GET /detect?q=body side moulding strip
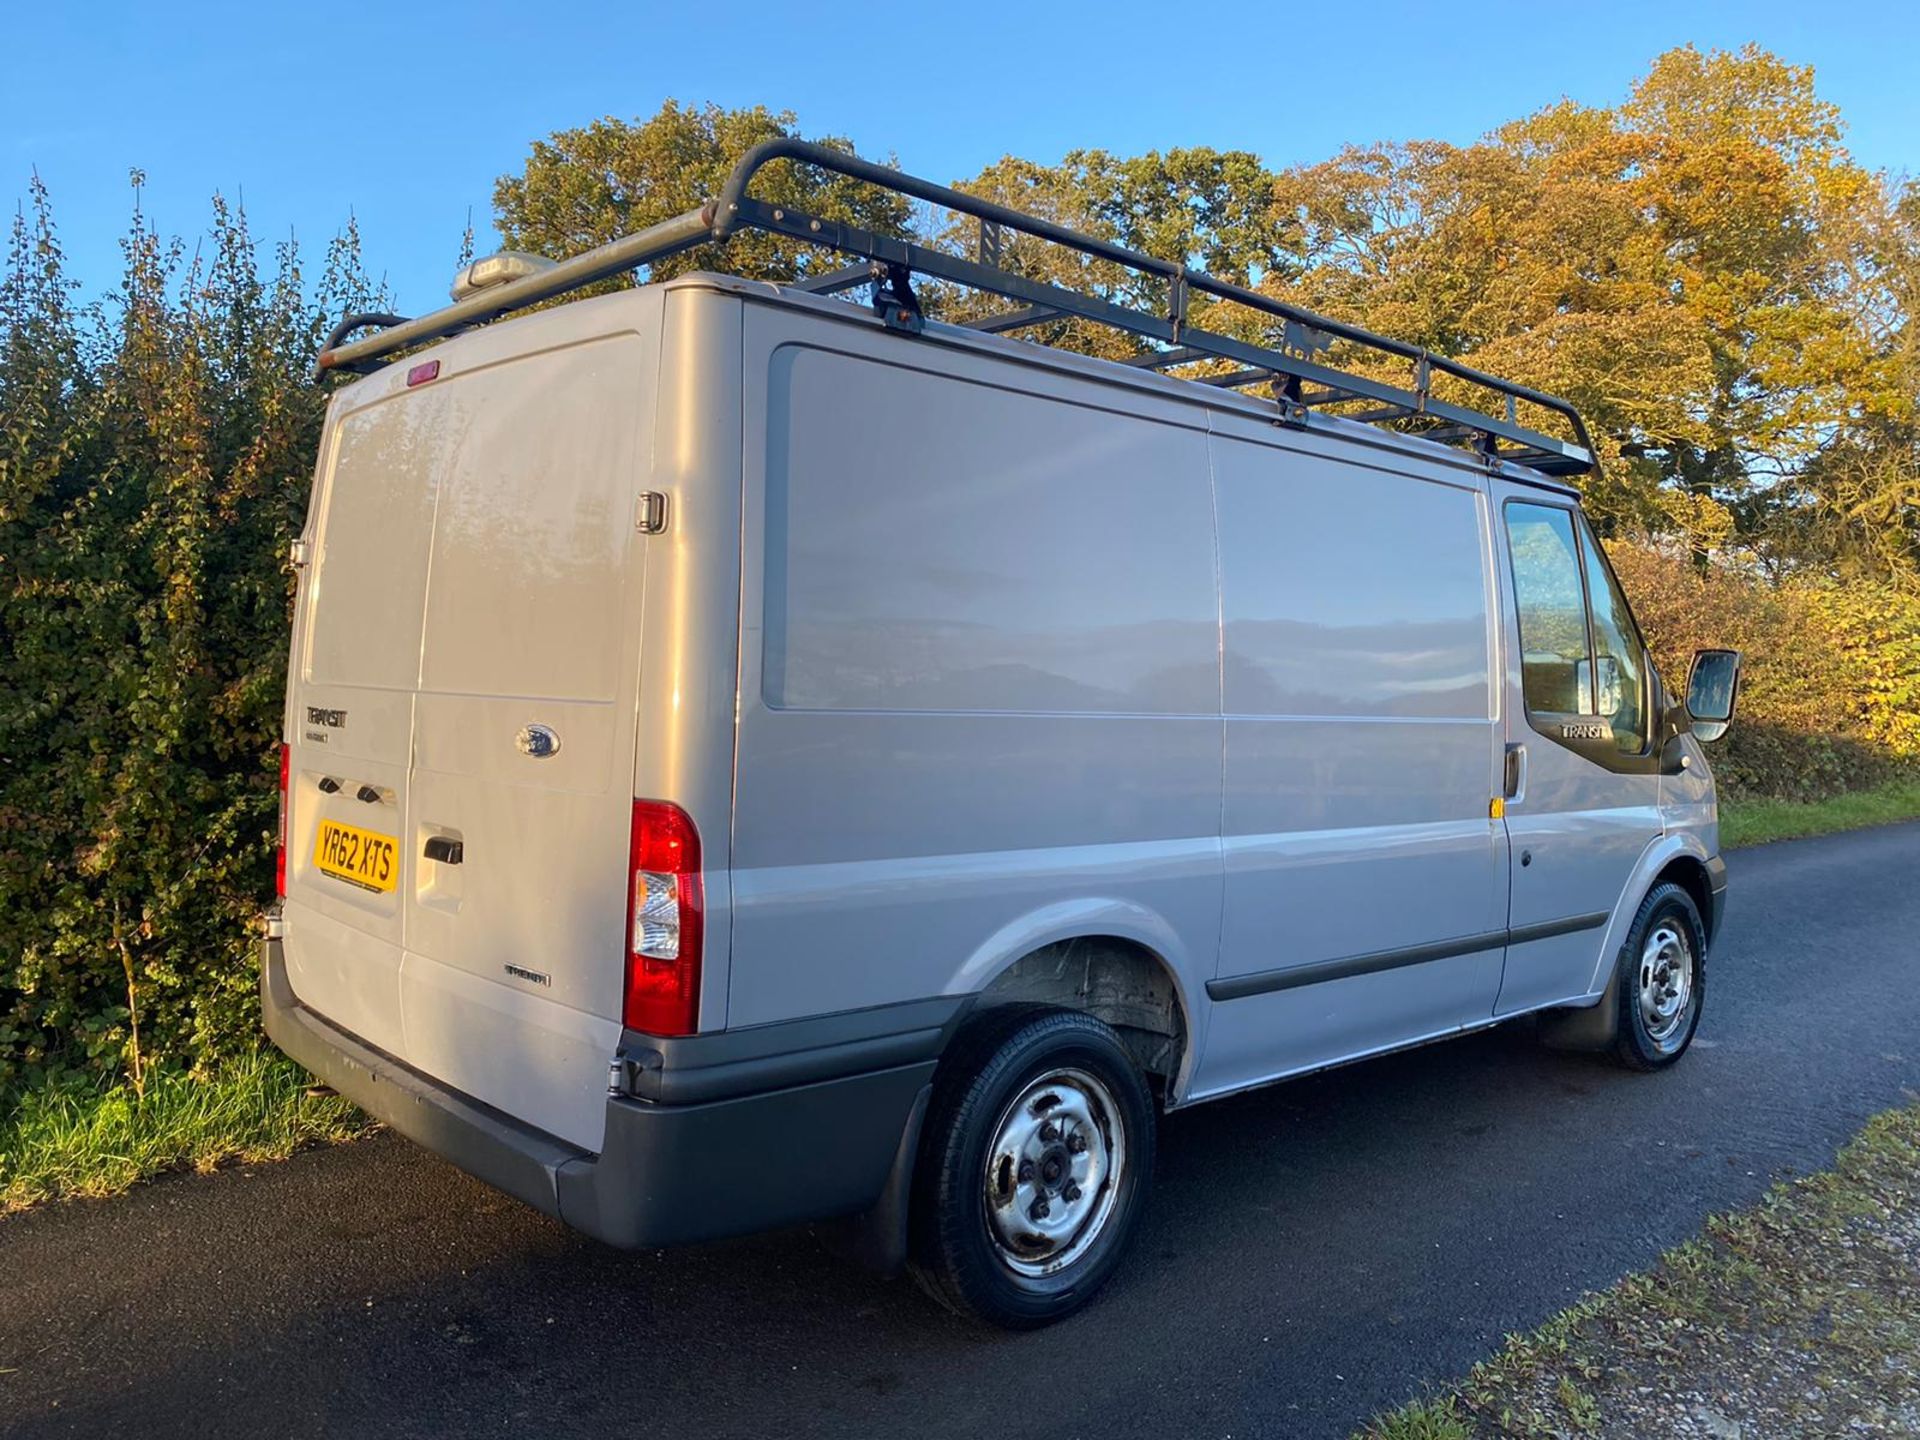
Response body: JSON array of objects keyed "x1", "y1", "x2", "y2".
[{"x1": 1205, "y1": 910, "x2": 1610, "y2": 1002}]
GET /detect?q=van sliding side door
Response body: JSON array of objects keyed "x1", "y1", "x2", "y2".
[
  {"x1": 1198, "y1": 430, "x2": 1508, "y2": 1097},
  {"x1": 1490, "y1": 481, "x2": 1662, "y2": 1014}
]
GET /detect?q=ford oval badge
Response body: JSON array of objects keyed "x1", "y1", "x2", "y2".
[{"x1": 515, "y1": 723, "x2": 561, "y2": 759}]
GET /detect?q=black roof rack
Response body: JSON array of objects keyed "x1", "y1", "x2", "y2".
[{"x1": 317, "y1": 139, "x2": 1596, "y2": 478}]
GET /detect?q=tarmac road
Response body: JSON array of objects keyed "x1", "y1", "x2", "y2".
[{"x1": 4, "y1": 824, "x2": 1917, "y2": 1440}]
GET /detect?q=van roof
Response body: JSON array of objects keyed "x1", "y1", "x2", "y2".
[{"x1": 317, "y1": 139, "x2": 1597, "y2": 490}]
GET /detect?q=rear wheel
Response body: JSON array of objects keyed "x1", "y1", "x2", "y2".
[
  {"x1": 909, "y1": 1006, "x2": 1154, "y2": 1328},
  {"x1": 1611, "y1": 881, "x2": 1707, "y2": 1070}
]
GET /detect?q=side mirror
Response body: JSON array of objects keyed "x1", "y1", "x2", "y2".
[{"x1": 1685, "y1": 648, "x2": 1741, "y2": 743}]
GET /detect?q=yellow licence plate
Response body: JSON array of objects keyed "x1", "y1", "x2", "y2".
[{"x1": 314, "y1": 819, "x2": 399, "y2": 894}]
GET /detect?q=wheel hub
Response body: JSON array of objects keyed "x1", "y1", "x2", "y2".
[
  {"x1": 1038, "y1": 1146, "x2": 1069, "y2": 1189},
  {"x1": 1636, "y1": 921, "x2": 1695, "y2": 1046},
  {"x1": 983, "y1": 1067, "x2": 1126, "y2": 1278}
]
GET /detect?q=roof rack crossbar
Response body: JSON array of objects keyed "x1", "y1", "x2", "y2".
[
  {"x1": 737, "y1": 194, "x2": 1186, "y2": 344},
  {"x1": 314, "y1": 139, "x2": 1595, "y2": 475},
  {"x1": 1121, "y1": 346, "x2": 1212, "y2": 371},
  {"x1": 1336, "y1": 403, "x2": 1419, "y2": 424},
  {"x1": 961, "y1": 304, "x2": 1067, "y2": 334},
  {"x1": 793, "y1": 262, "x2": 878, "y2": 296},
  {"x1": 1198, "y1": 368, "x2": 1279, "y2": 390}
]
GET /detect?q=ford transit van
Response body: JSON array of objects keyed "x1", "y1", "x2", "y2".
[{"x1": 263, "y1": 141, "x2": 1739, "y2": 1327}]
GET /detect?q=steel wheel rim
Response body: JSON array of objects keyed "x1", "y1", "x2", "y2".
[
  {"x1": 1637, "y1": 920, "x2": 1695, "y2": 1047},
  {"x1": 982, "y1": 1066, "x2": 1126, "y2": 1278}
]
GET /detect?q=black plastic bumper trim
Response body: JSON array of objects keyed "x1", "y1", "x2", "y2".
[
  {"x1": 615, "y1": 994, "x2": 969, "y2": 1106},
  {"x1": 261, "y1": 938, "x2": 938, "y2": 1250}
]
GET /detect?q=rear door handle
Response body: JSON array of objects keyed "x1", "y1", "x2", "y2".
[
  {"x1": 423, "y1": 836, "x2": 464, "y2": 865},
  {"x1": 1503, "y1": 743, "x2": 1527, "y2": 801}
]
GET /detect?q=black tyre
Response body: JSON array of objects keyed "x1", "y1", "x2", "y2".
[
  {"x1": 1611, "y1": 881, "x2": 1707, "y2": 1071},
  {"x1": 908, "y1": 1006, "x2": 1155, "y2": 1328}
]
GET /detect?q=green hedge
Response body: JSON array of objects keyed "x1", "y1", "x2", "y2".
[{"x1": 0, "y1": 181, "x2": 380, "y2": 1088}]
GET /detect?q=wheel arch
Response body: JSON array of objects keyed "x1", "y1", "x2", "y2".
[
  {"x1": 1651, "y1": 854, "x2": 1717, "y2": 947},
  {"x1": 1581, "y1": 830, "x2": 1719, "y2": 999},
  {"x1": 945, "y1": 900, "x2": 1205, "y2": 1105}
]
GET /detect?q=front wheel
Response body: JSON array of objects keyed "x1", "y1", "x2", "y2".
[
  {"x1": 1611, "y1": 881, "x2": 1708, "y2": 1070},
  {"x1": 908, "y1": 1006, "x2": 1155, "y2": 1328}
]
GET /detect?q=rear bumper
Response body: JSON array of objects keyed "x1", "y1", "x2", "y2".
[{"x1": 261, "y1": 937, "x2": 957, "y2": 1249}]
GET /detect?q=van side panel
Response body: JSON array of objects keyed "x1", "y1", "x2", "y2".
[
  {"x1": 728, "y1": 317, "x2": 1223, "y2": 1031},
  {"x1": 1194, "y1": 424, "x2": 1506, "y2": 1098}
]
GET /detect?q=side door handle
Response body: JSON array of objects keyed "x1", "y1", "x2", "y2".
[{"x1": 1504, "y1": 743, "x2": 1527, "y2": 802}]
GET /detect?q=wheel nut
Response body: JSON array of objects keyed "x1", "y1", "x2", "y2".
[
  {"x1": 1039, "y1": 1122, "x2": 1060, "y2": 1143},
  {"x1": 1030, "y1": 1197, "x2": 1050, "y2": 1220},
  {"x1": 1017, "y1": 1160, "x2": 1035, "y2": 1183},
  {"x1": 1066, "y1": 1132, "x2": 1088, "y2": 1154},
  {"x1": 1063, "y1": 1182, "x2": 1081, "y2": 1203}
]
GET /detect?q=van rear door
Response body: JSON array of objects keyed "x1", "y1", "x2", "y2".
[
  {"x1": 286, "y1": 392, "x2": 438, "y2": 1060},
  {"x1": 286, "y1": 302, "x2": 659, "y2": 1151}
]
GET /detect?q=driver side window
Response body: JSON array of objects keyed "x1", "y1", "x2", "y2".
[
  {"x1": 1505, "y1": 501, "x2": 1648, "y2": 757},
  {"x1": 1578, "y1": 514, "x2": 1648, "y2": 754}
]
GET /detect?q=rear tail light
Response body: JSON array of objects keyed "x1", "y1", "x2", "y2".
[
  {"x1": 624, "y1": 800, "x2": 703, "y2": 1036},
  {"x1": 275, "y1": 742, "x2": 290, "y2": 899}
]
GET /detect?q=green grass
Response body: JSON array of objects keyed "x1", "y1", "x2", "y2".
[
  {"x1": 0, "y1": 1054, "x2": 372, "y2": 1215},
  {"x1": 1720, "y1": 776, "x2": 1920, "y2": 849},
  {"x1": 1354, "y1": 1101, "x2": 1920, "y2": 1438},
  {"x1": 1364, "y1": 1399, "x2": 1472, "y2": 1440}
]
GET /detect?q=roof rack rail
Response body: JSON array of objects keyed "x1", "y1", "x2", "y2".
[{"x1": 316, "y1": 140, "x2": 1596, "y2": 477}]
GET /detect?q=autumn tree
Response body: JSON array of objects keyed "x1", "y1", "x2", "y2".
[
  {"x1": 920, "y1": 147, "x2": 1302, "y2": 361},
  {"x1": 1270, "y1": 46, "x2": 1911, "y2": 571},
  {"x1": 492, "y1": 100, "x2": 911, "y2": 288}
]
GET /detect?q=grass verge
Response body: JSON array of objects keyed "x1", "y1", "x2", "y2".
[
  {"x1": 0, "y1": 1053, "x2": 373, "y2": 1215},
  {"x1": 1355, "y1": 1099, "x2": 1920, "y2": 1438},
  {"x1": 1721, "y1": 776, "x2": 1920, "y2": 849}
]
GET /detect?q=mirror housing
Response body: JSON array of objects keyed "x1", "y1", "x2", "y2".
[{"x1": 1685, "y1": 648, "x2": 1741, "y2": 743}]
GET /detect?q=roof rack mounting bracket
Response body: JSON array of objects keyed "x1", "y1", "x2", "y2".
[
  {"x1": 871, "y1": 262, "x2": 923, "y2": 333},
  {"x1": 1273, "y1": 372, "x2": 1309, "y2": 428}
]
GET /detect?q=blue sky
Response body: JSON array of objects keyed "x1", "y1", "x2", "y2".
[{"x1": 8, "y1": 1, "x2": 1917, "y2": 317}]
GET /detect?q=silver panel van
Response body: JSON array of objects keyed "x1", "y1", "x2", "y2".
[{"x1": 264, "y1": 143, "x2": 1740, "y2": 1326}]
